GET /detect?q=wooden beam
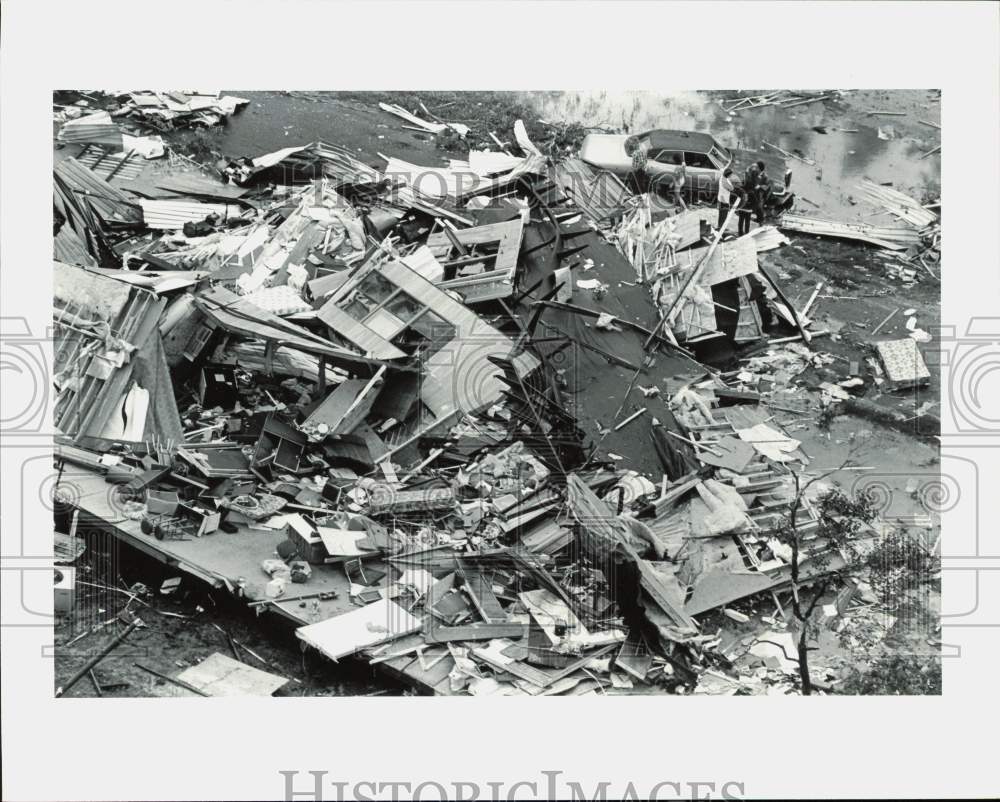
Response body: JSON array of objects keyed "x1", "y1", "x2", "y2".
[
  {"x1": 648, "y1": 199, "x2": 742, "y2": 347},
  {"x1": 757, "y1": 263, "x2": 811, "y2": 344}
]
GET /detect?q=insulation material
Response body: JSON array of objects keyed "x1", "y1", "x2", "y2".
[
  {"x1": 243, "y1": 284, "x2": 313, "y2": 316},
  {"x1": 97, "y1": 383, "x2": 149, "y2": 441},
  {"x1": 121, "y1": 134, "x2": 166, "y2": 159}
]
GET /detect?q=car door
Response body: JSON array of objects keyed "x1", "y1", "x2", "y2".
[
  {"x1": 645, "y1": 148, "x2": 680, "y2": 195},
  {"x1": 683, "y1": 151, "x2": 720, "y2": 203}
]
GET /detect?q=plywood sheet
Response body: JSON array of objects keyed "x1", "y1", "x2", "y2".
[
  {"x1": 296, "y1": 599, "x2": 422, "y2": 661},
  {"x1": 688, "y1": 235, "x2": 759, "y2": 286},
  {"x1": 317, "y1": 302, "x2": 407, "y2": 360},
  {"x1": 176, "y1": 652, "x2": 288, "y2": 696}
]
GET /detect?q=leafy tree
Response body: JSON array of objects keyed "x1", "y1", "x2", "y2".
[
  {"x1": 772, "y1": 475, "x2": 876, "y2": 694},
  {"x1": 772, "y1": 469, "x2": 940, "y2": 695},
  {"x1": 840, "y1": 652, "x2": 941, "y2": 695}
]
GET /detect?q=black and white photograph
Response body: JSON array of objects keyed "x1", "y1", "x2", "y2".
[
  {"x1": 48, "y1": 86, "x2": 944, "y2": 700},
  {"x1": 2, "y1": 2, "x2": 998, "y2": 800}
]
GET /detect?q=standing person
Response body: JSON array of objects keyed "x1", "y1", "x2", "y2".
[
  {"x1": 716, "y1": 167, "x2": 734, "y2": 230},
  {"x1": 743, "y1": 160, "x2": 760, "y2": 227},
  {"x1": 753, "y1": 160, "x2": 769, "y2": 225},
  {"x1": 671, "y1": 153, "x2": 688, "y2": 211},
  {"x1": 733, "y1": 185, "x2": 752, "y2": 236},
  {"x1": 625, "y1": 135, "x2": 650, "y2": 193}
]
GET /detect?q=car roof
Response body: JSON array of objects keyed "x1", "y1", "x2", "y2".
[{"x1": 639, "y1": 129, "x2": 720, "y2": 154}]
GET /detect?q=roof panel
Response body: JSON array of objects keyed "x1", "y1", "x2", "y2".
[{"x1": 641, "y1": 129, "x2": 717, "y2": 153}]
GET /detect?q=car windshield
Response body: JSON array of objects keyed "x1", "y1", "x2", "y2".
[{"x1": 710, "y1": 144, "x2": 731, "y2": 166}]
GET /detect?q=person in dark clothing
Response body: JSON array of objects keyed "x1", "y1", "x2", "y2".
[
  {"x1": 743, "y1": 161, "x2": 760, "y2": 195},
  {"x1": 754, "y1": 161, "x2": 771, "y2": 224},
  {"x1": 742, "y1": 160, "x2": 771, "y2": 224},
  {"x1": 732, "y1": 185, "x2": 752, "y2": 236}
]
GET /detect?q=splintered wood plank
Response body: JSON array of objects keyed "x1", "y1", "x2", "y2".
[
  {"x1": 461, "y1": 567, "x2": 508, "y2": 623},
  {"x1": 423, "y1": 623, "x2": 527, "y2": 644},
  {"x1": 304, "y1": 374, "x2": 382, "y2": 436},
  {"x1": 316, "y1": 303, "x2": 406, "y2": 360},
  {"x1": 425, "y1": 217, "x2": 524, "y2": 277}
]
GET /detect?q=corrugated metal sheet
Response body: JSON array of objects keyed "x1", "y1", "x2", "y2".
[
  {"x1": 139, "y1": 199, "x2": 245, "y2": 230},
  {"x1": 57, "y1": 111, "x2": 122, "y2": 148},
  {"x1": 53, "y1": 224, "x2": 98, "y2": 267},
  {"x1": 154, "y1": 175, "x2": 249, "y2": 201},
  {"x1": 552, "y1": 158, "x2": 634, "y2": 225},
  {"x1": 196, "y1": 286, "x2": 395, "y2": 375},
  {"x1": 54, "y1": 157, "x2": 144, "y2": 227},
  {"x1": 76, "y1": 145, "x2": 143, "y2": 181}
]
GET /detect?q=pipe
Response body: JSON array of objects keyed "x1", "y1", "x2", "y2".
[{"x1": 55, "y1": 617, "x2": 143, "y2": 697}]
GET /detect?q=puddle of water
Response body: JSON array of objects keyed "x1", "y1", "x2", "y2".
[{"x1": 524, "y1": 90, "x2": 939, "y2": 221}]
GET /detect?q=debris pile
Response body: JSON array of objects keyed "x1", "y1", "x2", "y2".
[
  {"x1": 778, "y1": 180, "x2": 940, "y2": 282},
  {"x1": 52, "y1": 99, "x2": 929, "y2": 696},
  {"x1": 717, "y1": 91, "x2": 838, "y2": 115}
]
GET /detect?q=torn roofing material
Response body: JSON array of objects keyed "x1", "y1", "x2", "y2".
[
  {"x1": 54, "y1": 157, "x2": 144, "y2": 228},
  {"x1": 53, "y1": 262, "x2": 183, "y2": 451},
  {"x1": 194, "y1": 285, "x2": 406, "y2": 375}
]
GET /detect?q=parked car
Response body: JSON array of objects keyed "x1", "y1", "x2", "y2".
[{"x1": 579, "y1": 129, "x2": 794, "y2": 212}]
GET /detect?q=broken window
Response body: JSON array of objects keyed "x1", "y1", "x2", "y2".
[
  {"x1": 356, "y1": 270, "x2": 396, "y2": 304},
  {"x1": 384, "y1": 290, "x2": 423, "y2": 325},
  {"x1": 709, "y1": 145, "x2": 730, "y2": 168},
  {"x1": 650, "y1": 149, "x2": 682, "y2": 164},
  {"x1": 342, "y1": 293, "x2": 376, "y2": 322},
  {"x1": 684, "y1": 151, "x2": 714, "y2": 169},
  {"x1": 407, "y1": 309, "x2": 457, "y2": 358}
]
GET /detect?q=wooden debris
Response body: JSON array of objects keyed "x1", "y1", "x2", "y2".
[
  {"x1": 614, "y1": 407, "x2": 647, "y2": 431},
  {"x1": 855, "y1": 181, "x2": 938, "y2": 227},
  {"x1": 779, "y1": 214, "x2": 923, "y2": 249},
  {"x1": 871, "y1": 308, "x2": 899, "y2": 335},
  {"x1": 133, "y1": 661, "x2": 210, "y2": 696},
  {"x1": 761, "y1": 140, "x2": 815, "y2": 166},
  {"x1": 56, "y1": 617, "x2": 143, "y2": 698}
]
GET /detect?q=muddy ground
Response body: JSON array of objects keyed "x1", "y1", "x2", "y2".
[
  {"x1": 53, "y1": 89, "x2": 941, "y2": 696},
  {"x1": 54, "y1": 537, "x2": 408, "y2": 697}
]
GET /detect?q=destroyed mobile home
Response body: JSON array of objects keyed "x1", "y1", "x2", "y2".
[{"x1": 51, "y1": 94, "x2": 941, "y2": 697}]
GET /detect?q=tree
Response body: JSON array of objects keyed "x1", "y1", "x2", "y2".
[
  {"x1": 773, "y1": 469, "x2": 940, "y2": 695},
  {"x1": 772, "y1": 473, "x2": 877, "y2": 695}
]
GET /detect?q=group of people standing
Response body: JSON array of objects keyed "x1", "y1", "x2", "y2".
[
  {"x1": 716, "y1": 160, "x2": 770, "y2": 235},
  {"x1": 627, "y1": 137, "x2": 772, "y2": 236}
]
